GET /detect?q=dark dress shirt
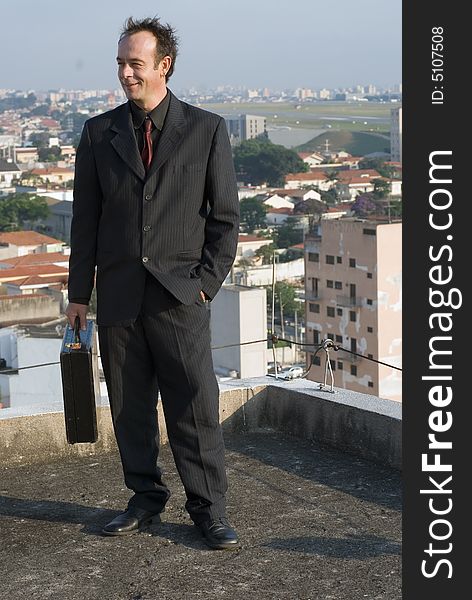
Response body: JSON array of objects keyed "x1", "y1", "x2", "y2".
[{"x1": 129, "y1": 89, "x2": 170, "y2": 153}]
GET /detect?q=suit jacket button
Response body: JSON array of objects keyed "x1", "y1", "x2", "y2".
[
  {"x1": 142, "y1": 256, "x2": 149, "y2": 263},
  {"x1": 143, "y1": 225, "x2": 151, "y2": 231},
  {"x1": 145, "y1": 194, "x2": 152, "y2": 200}
]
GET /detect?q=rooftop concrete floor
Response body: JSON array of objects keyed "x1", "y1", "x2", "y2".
[{"x1": 0, "y1": 430, "x2": 401, "y2": 600}]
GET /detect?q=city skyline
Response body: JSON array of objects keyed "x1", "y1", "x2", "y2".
[
  {"x1": 2, "y1": 0, "x2": 401, "y2": 91},
  {"x1": 0, "y1": 82, "x2": 402, "y2": 96}
]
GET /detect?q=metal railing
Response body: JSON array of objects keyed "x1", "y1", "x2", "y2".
[
  {"x1": 336, "y1": 295, "x2": 363, "y2": 307},
  {"x1": 305, "y1": 290, "x2": 322, "y2": 301}
]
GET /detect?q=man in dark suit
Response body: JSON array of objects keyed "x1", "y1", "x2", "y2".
[{"x1": 65, "y1": 16, "x2": 240, "y2": 550}]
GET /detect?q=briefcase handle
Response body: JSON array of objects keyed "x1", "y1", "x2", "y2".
[{"x1": 74, "y1": 315, "x2": 83, "y2": 345}]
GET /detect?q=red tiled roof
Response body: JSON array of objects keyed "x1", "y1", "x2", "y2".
[
  {"x1": 333, "y1": 156, "x2": 362, "y2": 163},
  {"x1": 270, "y1": 188, "x2": 318, "y2": 197},
  {"x1": 0, "y1": 251, "x2": 69, "y2": 268},
  {"x1": 326, "y1": 207, "x2": 348, "y2": 213},
  {"x1": 39, "y1": 118, "x2": 61, "y2": 128},
  {"x1": 0, "y1": 264, "x2": 69, "y2": 282},
  {"x1": 7, "y1": 274, "x2": 68, "y2": 286},
  {"x1": 30, "y1": 167, "x2": 74, "y2": 175},
  {"x1": 238, "y1": 235, "x2": 268, "y2": 243},
  {"x1": 335, "y1": 169, "x2": 381, "y2": 181},
  {"x1": 338, "y1": 178, "x2": 377, "y2": 186},
  {"x1": 267, "y1": 207, "x2": 293, "y2": 214},
  {"x1": 15, "y1": 147, "x2": 38, "y2": 153},
  {"x1": 286, "y1": 171, "x2": 328, "y2": 181},
  {"x1": 0, "y1": 230, "x2": 64, "y2": 246}
]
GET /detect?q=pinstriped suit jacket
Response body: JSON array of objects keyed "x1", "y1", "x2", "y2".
[{"x1": 68, "y1": 89, "x2": 240, "y2": 326}]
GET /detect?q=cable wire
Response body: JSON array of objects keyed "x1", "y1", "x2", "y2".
[{"x1": 0, "y1": 336, "x2": 401, "y2": 374}]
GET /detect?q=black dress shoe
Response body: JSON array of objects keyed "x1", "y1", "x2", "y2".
[
  {"x1": 102, "y1": 506, "x2": 162, "y2": 536},
  {"x1": 197, "y1": 517, "x2": 239, "y2": 550}
]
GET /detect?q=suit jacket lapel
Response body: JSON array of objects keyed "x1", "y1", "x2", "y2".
[
  {"x1": 110, "y1": 103, "x2": 146, "y2": 181},
  {"x1": 146, "y1": 89, "x2": 186, "y2": 179},
  {"x1": 109, "y1": 91, "x2": 187, "y2": 181}
]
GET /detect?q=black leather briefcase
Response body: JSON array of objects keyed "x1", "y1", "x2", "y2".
[{"x1": 60, "y1": 316, "x2": 100, "y2": 444}]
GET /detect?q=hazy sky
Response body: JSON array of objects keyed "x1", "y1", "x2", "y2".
[{"x1": 2, "y1": 0, "x2": 401, "y2": 91}]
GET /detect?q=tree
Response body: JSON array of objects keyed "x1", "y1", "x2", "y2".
[
  {"x1": 237, "y1": 257, "x2": 253, "y2": 267},
  {"x1": 233, "y1": 138, "x2": 308, "y2": 187},
  {"x1": 38, "y1": 146, "x2": 62, "y2": 162},
  {"x1": 325, "y1": 169, "x2": 339, "y2": 182},
  {"x1": 0, "y1": 194, "x2": 50, "y2": 231},
  {"x1": 60, "y1": 112, "x2": 88, "y2": 135},
  {"x1": 29, "y1": 104, "x2": 51, "y2": 117},
  {"x1": 0, "y1": 93, "x2": 36, "y2": 113},
  {"x1": 351, "y1": 193, "x2": 385, "y2": 218},
  {"x1": 388, "y1": 200, "x2": 402, "y2": 218},
  {"x1": 358, "y1": 157, "x2": 397, "y2": 179},
  {"x1": 20, "y1": 171, "x2": 45, "y2": 187},
  {"x1": 266, "y1": 281, "x2": 299, "y2": 318},
  {"x1": 319, "y1": 188, "x2": 339, "y2": 205},
  {"x1": 294, "y1": 198, "x2": 326, "y2": 217},
  {"x1": 272, "y1": 217, "x2": 304, "y2": 248},
  {"x1": 239, "y1": 196, "x2": 267, "y2": 232},
  {"x1": 293, "y1": 198, "x2": 327, "y2": 229},
  {"x1": 372, "y1": 178, "x2": 391, "y2": 199},
  {"x1": 254, "y1": 243, "x2": 277, "y2": 265},
  {"x1": 29, "y1": 132, "x2": 51, "y2": 149},
  {"x1": 278, "y1": 248, "x2": 304, "y2": 263}
]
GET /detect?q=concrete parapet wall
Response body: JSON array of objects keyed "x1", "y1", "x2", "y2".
[
  {"x1": 0, "y1": 407, "x2": 116, "y2": 465},
  {"x1": 262, "y1": 383, "x2": 401, "y2": 469},
  {"x1": 0, "y1": 294, "x2": 61, "y2": 326},
  {"x1": 0, "y1": 377, "x2": 401, "y2": 469}
]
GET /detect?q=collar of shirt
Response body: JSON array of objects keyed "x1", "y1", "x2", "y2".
[{"x1": 129, "y1": 89, "x2": 170, "y2": 131}]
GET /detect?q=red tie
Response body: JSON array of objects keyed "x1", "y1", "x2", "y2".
[{"x1": 141, "y1": 117, "x2": 153, "y2": 170}]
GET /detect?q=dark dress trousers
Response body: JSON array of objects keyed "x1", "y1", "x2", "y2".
[{"x1": 68, "y1": 89, "x2": 240, "y2": 524}]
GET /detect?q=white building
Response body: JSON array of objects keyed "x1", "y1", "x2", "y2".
[
  {"x1": 285, "y1": 171, "x2": 332, "y2": 191},
  {"x1": 0, "y1": 158, "x2": 21, "y2": 190},
  {"x1": 266, "y1": 207, "x2": 293, "y2": 225},
  {"x1": 265, "y1": 188, "x2": 321, "y2": 208},
  {"x1": 262, "y1": 194, "x2": 295, "y2": 210},
  {"x1": 0, "y1": 230, "x2": 65, "y2": 260},
  {"x1": 210, "y1": 285, "x2": 267, "y2": 379},
  {"x1": 319, "y1": 89, "x2": 331, "y2": 100},
  {"x1": 234, "y1": 258, "x2": 305, "y2": 287},
  {"x1": 298, "y1": 152, "x2": 325, "y2": 167},
  {"x1": 296, "y1": 88, "x2": 316, "y2": 100},
  {"x1": 235, "y1": 234, "x2": 274, "y2": 264},
  {"x1": 237, "y1": 185, "x2": 268, "y2": 201},
  {"x1": 0, "y1": 324, "x2": 64, "y2": 410}
]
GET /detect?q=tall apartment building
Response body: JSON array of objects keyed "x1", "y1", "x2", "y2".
[
  {"x1": 224, "y1": 114, "x2": 267, "y2": 145},
  {"x1": 304, "y1": 219, "x2": 402, "y2": 402},
  {"x1": 390, "y1": 106, "x2": 402, "y2": 163}
]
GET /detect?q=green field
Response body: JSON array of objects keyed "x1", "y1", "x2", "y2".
[
  {"x1": 198, "y1": 100, "x2": 394, "y2": 132},
  {"x1": 297, "y1": 130, "x2": 391, "y2": 156},
  {"x1": 199, "y1": 100, "x2": 396, "y2": 155}
]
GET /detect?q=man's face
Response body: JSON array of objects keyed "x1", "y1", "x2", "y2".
[{"x1": 117, "y1": 31, "x2": 167, "y2": 109}]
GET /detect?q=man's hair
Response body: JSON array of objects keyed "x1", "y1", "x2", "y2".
[{"x1": 119, "y1": 17, "x2": 179, "y2": 82}]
